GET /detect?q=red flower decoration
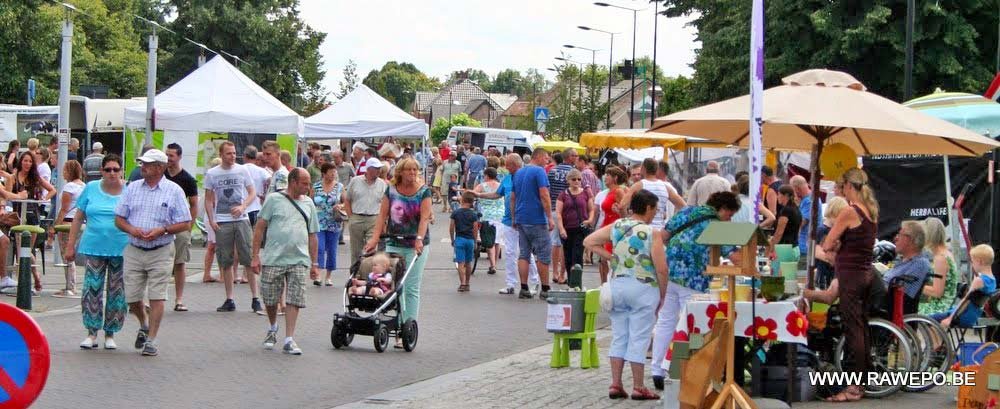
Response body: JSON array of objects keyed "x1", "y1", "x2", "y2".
[
  {"x1": 706, "y1": 302, "x2": 728, "y2": 329},
  {"x1": 686, "y1": 313, "x2": 701, "y2": 335},
  {"x1": 666, "y1": 330, "x2": 690, "y2": 360},
  {"x1": 744, "y1": 316, "x2": 778, "y2": 340},
  {"x1": 785, "y1": 310, "x2": 808, "y2": 337}
]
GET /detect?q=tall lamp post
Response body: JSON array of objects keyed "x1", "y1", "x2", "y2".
[
  {"x1": 594, "y1": 2, "x2": 643, "y2": 128},
  {"x1": 578, "y1": 26, "x2": 618, "y2": 130},
  {"x1": 563, "y1": 45, "x2": 600, "y2": 132}
]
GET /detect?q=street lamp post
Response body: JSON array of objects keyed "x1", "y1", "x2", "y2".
[
  {"x1": 595, "y1": 2, "x2": 643, "y2": 128},
  {"x1": 579, "y1": 26, "x2": 618, "y2": 130},
  {"x1": 651, "y1": 2, "x2": 659, "y2": 120}
]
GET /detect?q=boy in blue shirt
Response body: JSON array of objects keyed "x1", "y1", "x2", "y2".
[{"x1": 450, "y1": 192, "x2": 480, "y2": 292}]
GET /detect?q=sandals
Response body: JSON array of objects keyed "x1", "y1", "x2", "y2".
[
  {"x1": 608, "y1": 385, "x2": 628, "y2": 399},
  {"x1": 52, "y1": 289, "x2": 77, "y2": 298},
  {"x1": 202, "y1": 277, "x2": 219, "y2": 283},
  {"x1": 630, "y1": 387, "x2": 660, "y2": 401},
  {"x1": 457, "y1": 284, "x2": 470, "y2": 292},
  {"x1": 173, "y1": 303, "x2": 188, "y2": 312},
  {"x1": 825, "y1": 387, "x2": 863, "y2": 402}
]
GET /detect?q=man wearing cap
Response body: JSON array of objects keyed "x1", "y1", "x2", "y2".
[
  {"x1": 128, "y1": 144, "x2": 156, "y2": 183},
  {"x1": 344, "y1": 158, "x2": 388, "y2": 262},
  {"x1": 114, "y1": 149, "x2": 191, "y2": 356},
  {"x1": 83, "y1": 142, "x2": 105, "y2": 182}
]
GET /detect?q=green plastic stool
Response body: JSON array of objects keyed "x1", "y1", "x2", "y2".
[
  {"x1": 550, "y1": 289, "x2": 601, "y2": 369},
  {"x1": 10, "y1": 225, "x2": 46, "y2": 275}
]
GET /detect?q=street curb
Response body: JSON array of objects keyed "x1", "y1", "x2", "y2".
[{"x1": 332, "y1": 330, "x2": 613, "y2": 408}]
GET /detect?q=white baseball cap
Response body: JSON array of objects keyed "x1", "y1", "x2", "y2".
[
  {"x1": 365, "y1": 158, "x2": 384, "y2": 169},
  {"x1": 137, "y1": 149, "x2": 168, "y2": 163}
]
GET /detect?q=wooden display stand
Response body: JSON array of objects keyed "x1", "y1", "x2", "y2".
[{"x1": 694, "y1": 222, "x2": 769, "y2": 409}]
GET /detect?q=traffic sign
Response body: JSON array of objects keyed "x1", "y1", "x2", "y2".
[
  {"x1": 0, "y1": 304, "x2": 50, "y2": 408},
  {"x1": 534, "y1": 107, "x2": 551, "y2": 122}
]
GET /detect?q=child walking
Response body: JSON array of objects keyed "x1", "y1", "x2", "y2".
[{"x1": 450, "y1": 192, "x2": 479, "y2": 292}]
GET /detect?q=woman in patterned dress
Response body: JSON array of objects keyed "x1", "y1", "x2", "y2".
[
  {"x1": 365, "y1": 157, "x2": 432, "y2": 348},
  {"x1": 64, "y1": 154, "x2": 128, "y2": 350},
  {"x1": 584, "y1": 189, "x2": 667, "y2": 400},
  {"x1": 312, "y1": 163, "x2": 345, "y2": 286},
  {"x1": 473, "y1": 167, "x2": 504, "y2": 275}
]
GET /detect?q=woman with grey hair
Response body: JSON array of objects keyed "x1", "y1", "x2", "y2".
[{"x1": 918, "y1": 217, "x2": 960, "y2": 315}]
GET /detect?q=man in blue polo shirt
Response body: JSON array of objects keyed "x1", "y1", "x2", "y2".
[
  {"x1": 511, "y1": 149, "x2": 553, "y2": 300},
  {"x1": 470, "y1": 153, "x2": 540, "y2": 295}
]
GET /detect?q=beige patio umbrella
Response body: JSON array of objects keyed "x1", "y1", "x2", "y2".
[{"x1": 649, "y1": 69, "x2": 1000, "y2": 287}]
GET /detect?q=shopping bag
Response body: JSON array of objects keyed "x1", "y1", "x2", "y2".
[{"x1": 967, "y1": 348, "x2": 1000, "y2": 409}]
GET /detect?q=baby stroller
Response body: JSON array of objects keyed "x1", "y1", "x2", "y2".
[{"x1": 330, "y1": 234, "x2": 421, "y2": 353}]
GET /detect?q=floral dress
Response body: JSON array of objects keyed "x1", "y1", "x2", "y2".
[
  {"x1": 919, "y1": 253, "x2": 959, "y2": 315},
  {"x1": 313, "y1": 181, "x2": 343, "y2": 233},
  {"x1": 665, "y1": 205, "x2": 734, "y2": 292}
]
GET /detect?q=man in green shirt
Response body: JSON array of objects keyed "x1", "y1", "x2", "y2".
[
  {"x1": 252, "y1": 168, "x2": 319, "y2": 355},
  {"x1": 306, "y1": 149, "x2": 327, "y2": 184}
]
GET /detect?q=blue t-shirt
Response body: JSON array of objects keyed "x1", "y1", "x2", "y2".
[
  {"x1": 496, "y1": 174, "x2": 514, "y2": 227},
  {"x1": 547, "y1": 164, "x2": 574, "y2": 208},
  {"x1": 798, "y1": 195, "x2": 820, "y2": 255},
  {"x1": 467, "y1": 154, "x2": 487, "y2": 176},
  {"x1": 75, "y1": 181, "x2": 128, "y2": 257},
  {"x1": 982, "y1": 274, "x2": 997, "y2": 295},
  {"x1": 512, "y1": 165, "x2": 550, "y2": 225}
]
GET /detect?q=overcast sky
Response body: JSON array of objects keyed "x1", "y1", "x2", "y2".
[{"x1": 299, "y1": 0, "x2": 699, "y2": 97}]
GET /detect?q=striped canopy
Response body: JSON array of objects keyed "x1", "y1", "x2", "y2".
[{"x1": 903, "y1": 92, "x2": 1000, "y2": 139}]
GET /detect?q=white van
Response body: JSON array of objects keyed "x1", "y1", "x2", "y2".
[{"x1": 446, "y1": 126, "x2": 534, "y2": 155}]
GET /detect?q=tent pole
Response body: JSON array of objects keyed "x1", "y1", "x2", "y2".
[
  {"x1": 943, "y1": 155, "x2": 963, "y2": 264},
  {"x1": 806, "y1": 137, "x2": 824, "y2": 290}
]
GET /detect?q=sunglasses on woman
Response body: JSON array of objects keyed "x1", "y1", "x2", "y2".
[{"x1": 103, "y1": 167, "x2": 121, "y2": 173}]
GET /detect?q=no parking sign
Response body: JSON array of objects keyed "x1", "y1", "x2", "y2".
[{"x1": 0, "y1": 304, "x2": 50, "y2": 408}]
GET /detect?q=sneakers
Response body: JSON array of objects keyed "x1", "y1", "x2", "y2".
[
  {"x1": 141, "y1": 341, "x2": 158, "y2": 356},
  {"x1": 216, "y1": 299, "x2": 236, "y2": 312},
  {"x1": 251, "y1": 298, "x2": 263, "y2": 315},
  {"x1": 0, "y1": 276, "x2": 16, "y2": 289},
  {"x1": 539, "y1": 289, "x2": 550, "y2": 300},
  {"x1": 104, "y1": 337, "x2": 117, "y2": 350},
  {"x1": 134, "y1": 329, "x2": 148, "y2": 350},
  {"x1": 80, "y1": 336, "x2": 97, "y2": 350},
  {"x1": 518, "y1": 288, "x2": 533, "y2": 299},
  {"x1": 263, "y1": 330, "x2": 278, "y2": 350},
  {"x1": 498, "y1": 287, "x2": 515, "y2": 295},
  {"x1": 282, "y1": 340, "x2": 302, "y2": 355}
]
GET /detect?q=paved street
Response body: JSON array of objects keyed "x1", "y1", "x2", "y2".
[{"x1": 3, "y1": 207, "x2": 961, "y2": 409}]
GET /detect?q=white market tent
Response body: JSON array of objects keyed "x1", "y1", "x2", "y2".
[
  {"x1": 124, "y1": 56, "x2": 301, "y2": 134},
  {"x1": 303, "y1": 84, "x2": 427, "y2": 140}
]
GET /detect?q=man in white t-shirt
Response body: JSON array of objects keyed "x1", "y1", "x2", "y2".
[
  {"x1": 620, "y1": 158, "x2": 686, "y2": 230},
  {"x1": 204, "y1": 141, "x2": 261, "y2": 314},
  {"x1": 242, "y1": 145, "x2": 272, "y2": 226},
  {"x1": 261, "y1": 140, "x2": 288, "y2": 198}
]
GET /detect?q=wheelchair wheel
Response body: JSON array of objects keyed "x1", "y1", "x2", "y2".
[
  {"x1": 834, "y1": 317, "x2": 912, "y2": 398},
  {"x1": 903, "y1": 314, "x2": 954, "y2": 392}
]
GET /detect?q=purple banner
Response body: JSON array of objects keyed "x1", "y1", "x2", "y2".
[{"x1": 749, "y1": 0, "x2": 765, "y2": 219}]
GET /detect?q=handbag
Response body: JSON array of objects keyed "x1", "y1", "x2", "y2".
[{"x1": 0, "y1": 211, "x2": 20, "y2": 229}]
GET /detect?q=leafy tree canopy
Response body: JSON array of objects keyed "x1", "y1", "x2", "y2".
[
  {"x1": 363, "y1": 61, "x2": 441, "y2": 110},
  {"x1": 662, "y1": 0, "x2": 996, "y2": 103},
  {"x1": 430, "y1": 112, "x2": 480, "y2": 145}
]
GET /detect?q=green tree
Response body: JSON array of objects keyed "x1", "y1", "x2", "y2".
[
  {"x1": 362, "y1": 61, "x2": 441, "y2": 109},
  {"x1": 336, "y1": 59, "x2": 358, "y2": 99},
  {"x1": 0, "y1": 0, "x2": 149, "y2": 104},
  {"x1": 430, "y1": 113, "x2": 480, "y2": 145},
  {"x1": 548, "y1": 63, "x2": 607, "y2": 139},
  {"x1": 159, "y1": 0, "x2": 327, "y2": 113},
  {"x1": 491, "y1": 69, "x2": 523, "y2": 95},
  {"x1": 658, "y1": 75, "x2": 694, "y2": 116},
  {"x1": 662, "y1": 0, "x2": 995, "y2": 103}
]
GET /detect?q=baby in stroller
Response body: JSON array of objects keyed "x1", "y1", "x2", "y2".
[{"x1": 350, "y1": 252, "x2": 394, "y2": 298}]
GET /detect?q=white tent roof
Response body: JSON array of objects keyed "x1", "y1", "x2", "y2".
[
  {"x1": 303, "y1": 84, "x2": 427, "y2": 140},
  {"x1": 124, "y1": 56, "x2": 301, "y2": 134}
]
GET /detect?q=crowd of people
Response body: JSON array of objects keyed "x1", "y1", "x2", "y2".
[{"x1": 4, "y1": 134, "x2": 996, "y2": 405}]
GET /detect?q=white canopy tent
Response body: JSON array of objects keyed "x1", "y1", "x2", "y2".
[
  {"x1": 303, "y1": 84, "x2": 427, "y2": 141},
  {"x1": 124, "y1": 56, "x2": 302, "y2": 134}
]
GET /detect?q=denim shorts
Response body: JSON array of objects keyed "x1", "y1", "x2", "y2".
[
  {"x1": 453, "y1": 236, "x2": 475, "y2": 263},
  {"x1": 549, "y1": 211, "x2": 562, "y2": 246},
  {"x1": 517, "y1": 224, "x2": 552, "y2": 265}
]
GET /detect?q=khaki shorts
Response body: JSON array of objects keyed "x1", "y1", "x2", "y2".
[
  {"x1": 173, "y1": 229, "x2": 192, "y2": 264},
  {"x1": 260, "y1": 265, "x2": 308, "y2": 308},
  {"x1": 215, "y1": 220, "x2": 252, "y2": 268},
  {"x1": 123, "y1": 243, "x2": 175, "y2": 303}
]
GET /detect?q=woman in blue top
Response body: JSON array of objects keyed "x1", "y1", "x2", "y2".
[
  {"x1": 312, "y1": 163, "x2": 345, "y2": 286},
  {"x1": 64, "y1": 154, "x2": 129, "y2": 350},
  {"x1": 584, "y1": 189, "x2": 667, "y2": 401}
]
